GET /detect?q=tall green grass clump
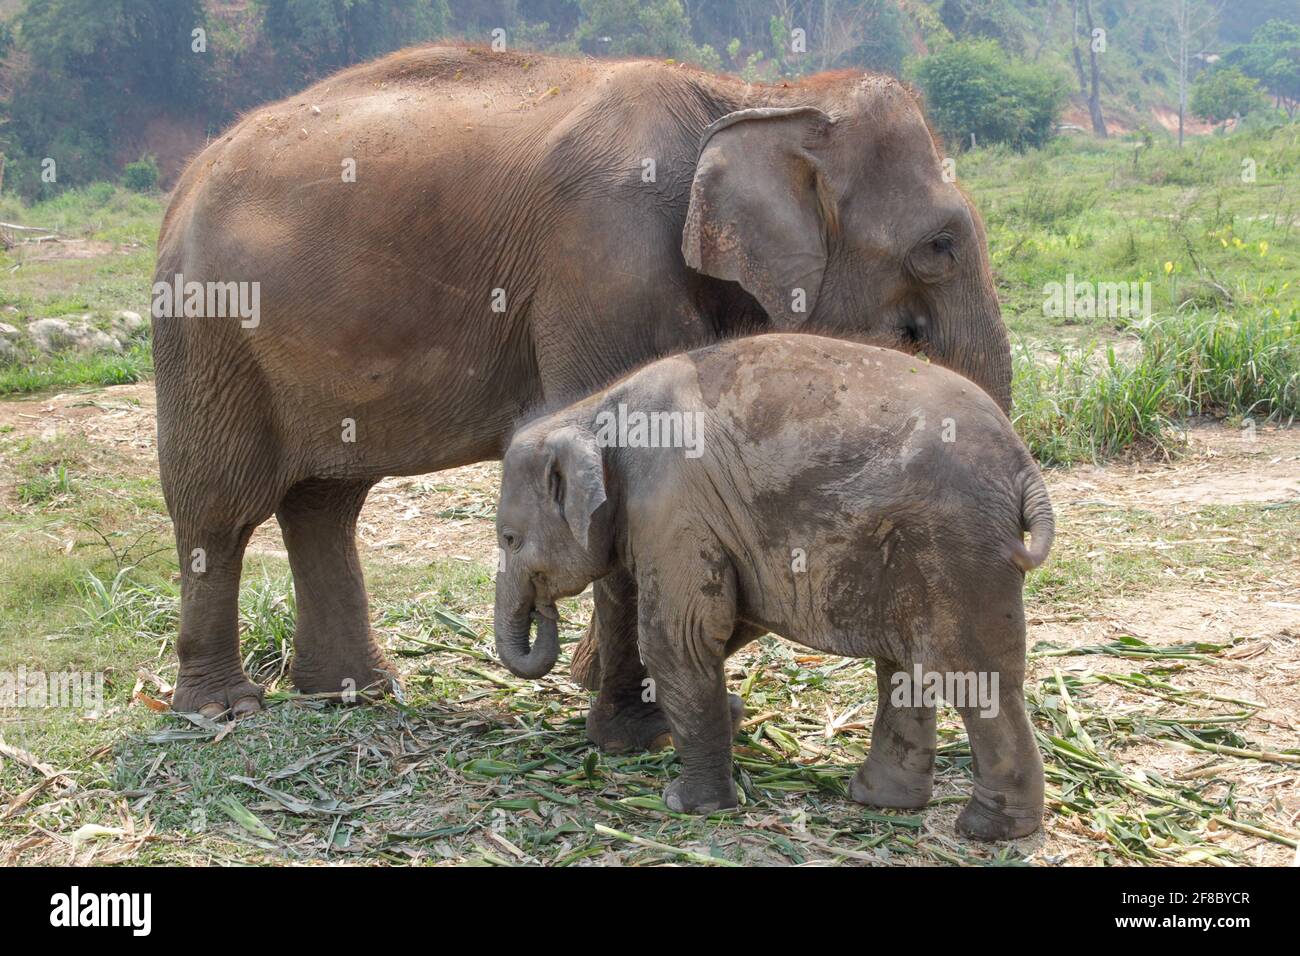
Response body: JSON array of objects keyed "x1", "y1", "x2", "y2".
[
  {"x1": 1013, "y1": 308, "x2": 1299, "y2": 465},
  {"x1": 1013, "y1": 344, "x2": 1177, "y2": 465},
  {"x1": 1138, "y1": 310, "x2": 1299, "y2": 422}
]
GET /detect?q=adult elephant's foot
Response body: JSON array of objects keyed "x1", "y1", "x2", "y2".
[
  {"x1": 290, "y1": 634, "x2": 396, "y2": 702},
  {"x1": 173, "y1": 661, "x2": 264, "y2": 719},
  {"x1": 586, "y1": 693, "x2": 672, "y2": 753},
  {"x1": 848, "y1": 757, "x2": 934, "y2": 809},
  {"x1": 955, "y1": 784, "x2": 1042, "y2": 841},
  {"x1": 587, "y1": 693, "x2": 746, "y2": 754},
  {"x1": 664, "y1": 774, "x2": 738, "y2": 814}
]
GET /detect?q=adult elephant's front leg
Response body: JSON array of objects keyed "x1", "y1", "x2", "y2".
[{"x1": 581, "y1": 570, "x2": 674, "y2": 753}]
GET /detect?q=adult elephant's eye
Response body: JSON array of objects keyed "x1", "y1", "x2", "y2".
[
  {"x1": 502, "y1": 530, "x2": 521, "y2": 550},
  {"x1": 930, "y1": 233, "x2": 955, "y2": 257}
]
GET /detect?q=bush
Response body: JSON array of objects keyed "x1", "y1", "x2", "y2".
[
  {"x1": 1191, "y1": 67, "x2": 1268, "y2": 127},
  {"x1": 122, "y1": 155, "x2": 160, "y2": 193},
  {"x1": 907, "y1": 39, "x2": 1068, "y2": 151},
  {"x1": 576, "y1": 0, "x2": 716, "y2": 67}
]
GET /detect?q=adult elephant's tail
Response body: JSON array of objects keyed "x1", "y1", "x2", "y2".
[{"x1": 1010, "y1": 463, "x2": 1055, "y2": 572}]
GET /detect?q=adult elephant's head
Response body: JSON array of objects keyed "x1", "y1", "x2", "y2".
[{"x1": 682, "y1": 77, "x2": 1010, "y2": 411}]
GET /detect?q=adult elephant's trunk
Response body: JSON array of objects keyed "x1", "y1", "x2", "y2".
[
  {"x1": 955, "y1": 208, "x2": 1015, "y2": 415},
  {"x1": 963, "y1": 324, "x2": 1013, "y2": 415},
  {"x1": 494, "y1": 577, "x2": 560, "y2": 679},
  {"x1": 928, "y1": 274, "x2": 1013, "y2": 414}
]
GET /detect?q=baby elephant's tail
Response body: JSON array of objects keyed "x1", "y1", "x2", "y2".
[{"x1": 1010, "y1": 464, "x2": 1055, "y2": 572}]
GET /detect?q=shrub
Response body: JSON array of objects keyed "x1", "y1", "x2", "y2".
[
  {"x1": 907, "y1": 39, "x2": 1068, "y2": 151},
  {"x1": 122, "y1": 155, "x2": 160, "y2": 193},
  {"x1": 1191, "y1": 67, "x2": 1269, "y2": 127}
]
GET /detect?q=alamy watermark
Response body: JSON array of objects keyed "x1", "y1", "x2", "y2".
[
  {"x1": 890, "y1": 665, "x2": 999, "y2": 718},
  {"x1": 151, "y1": 273, "x2": 261, "y2": 328},
  {"x1": 0, "y1": 667, "x2": 104, "y2": 712},
  {"x1": 593, "y1": 403, "x2": 705, "y2": 459},
  {"x1": 50, "y1": 886, "x2": 151, "y2": 936},
  {"x1": 1043, "y1": 275, "x2": 1152, "y2": 320}
]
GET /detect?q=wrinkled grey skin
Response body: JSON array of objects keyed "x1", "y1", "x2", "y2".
[
  {"x1": 494, "y1": 334, "x2": 1053, "y2": 840},
  {"x1": 155, "y1": 46, "x2": 1010, "y2": 730}
]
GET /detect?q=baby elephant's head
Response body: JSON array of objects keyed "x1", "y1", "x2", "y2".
[{"x1": 494, "y1": 424, "x2": 613, "y2": 679}]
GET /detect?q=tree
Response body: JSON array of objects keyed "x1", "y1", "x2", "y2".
[
  {"x1": 1232, "y1": 19, "x2": 1300, "y2": 118},
  {"x1": 17, "y1": 0, "x2": 207, "y2": 110},
  {"x1": 936, "y1": 0, "x2": 1025, "y2": 50},
  {"x1": 1191, "y1": 65, "x2": 1268, "y2": 126},
  {"x1": 575, "y1": 0, "x2": 710, "y2": 63},
  {"x1": 908, "y1": 39, "x2": 1069, "y2": 151},
  {"x1": 3, "y1": 0, "x2": 208, "y2": 196},
  {"x1": 1070, "y1": 0, "x2": 1107, "y2": 137},
  {"x1": 1161, "y1": 0, "x2": 1223, "y2": 147},
  {"x1": 256, "y1": 0, "x2": 448, "y2": 86},
  {"x1": 814, "y1": 0, "x2": 909, "y2": 75}
]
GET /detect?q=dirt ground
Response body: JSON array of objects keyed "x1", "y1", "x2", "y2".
[{"x1": 1, "y1": 382, "x2": 1297, "y2": 865}]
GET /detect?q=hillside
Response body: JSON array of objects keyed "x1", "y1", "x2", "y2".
[{"x1": 1, "y1": 0, "x2": 1295, "y2": 196}]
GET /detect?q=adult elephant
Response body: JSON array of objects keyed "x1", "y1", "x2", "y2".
[{"x1": 153, "y1": 46, "x2": 1011, "y2": 745}]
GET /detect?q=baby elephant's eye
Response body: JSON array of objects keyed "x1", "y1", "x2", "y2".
[{"x1": 930, "y1": 233, "x2": 954, "y2": 256}]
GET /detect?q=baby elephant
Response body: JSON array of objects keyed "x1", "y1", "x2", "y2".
[{"x1": 493, "y1": 333, "x2": 1053, "y2": 840}]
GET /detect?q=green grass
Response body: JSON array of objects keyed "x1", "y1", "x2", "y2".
[
  {"x1": 0, "y1": 182, "x2": 164, "y2": 245},
  {"x1": 1143, "y1": 310, "x2": 1300, "y2": 421},
  {"x1": 0, "y1": 183, "x2": 159, "y2": 393},
  {"x1": 0, "y1": 341, "x2": 153, "y2": 395},
  {"x1": 1012, "y1": 307, "x2": 1299, "y2": 464},
  {"x1": 3, "y1": 546, "x2": 1293, "y2": 866},
  {"x1": 961, "y1": 123, "x2": 1300, "y2": 344}
]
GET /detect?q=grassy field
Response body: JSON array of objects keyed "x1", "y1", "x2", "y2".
[{"x1": 0, "y1": 126, "x2": 1297, "y2": 866}]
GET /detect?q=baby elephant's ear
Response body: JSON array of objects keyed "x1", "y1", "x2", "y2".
[{"x1": 543, "y1": 426, "x2": 607, "y2": 549}]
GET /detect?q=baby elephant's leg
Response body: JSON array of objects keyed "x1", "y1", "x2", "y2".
[
  {"x1": 947, "y1": 592, "x2": 1044, "y2": 840},
  {"x1": 637, "y1": 569, "x2": 738, "y2": 814},
  {"x1": 955, "y1": 684, "x2": 1044, "y2": 841},
  {"x1": 851, "y1": 658, "x2": 937, "y2": 809}
]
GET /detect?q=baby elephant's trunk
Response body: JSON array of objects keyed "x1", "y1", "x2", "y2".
[
  {"x1": 1011, "y1": 465, "x2": 1055, "y2": 572},
  {"x1": 494, "y1": 580, "x2": 561, "y2": 679}
]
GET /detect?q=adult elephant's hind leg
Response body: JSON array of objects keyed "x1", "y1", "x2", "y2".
[{"x1": 277, "y1": 478, "x2": 394, "y2": 700}]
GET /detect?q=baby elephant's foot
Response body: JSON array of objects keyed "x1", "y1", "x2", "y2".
[
  {"x1": 664, "y1": 775, "x2": 738, "y2": 814},
  {"x1": 849, "y1": 758, "x2": 934, "y2": 810},
  {"x1": 956, "y1": 784, "x2": 1043, "y2": 841}
]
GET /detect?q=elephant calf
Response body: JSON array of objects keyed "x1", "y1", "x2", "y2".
[{"x1": 493, "y1": 333, "x2": 1053, "y2": 840}]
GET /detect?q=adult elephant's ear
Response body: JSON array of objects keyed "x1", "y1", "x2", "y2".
[{"x1": 682, "y1": 107, "x2": 835, "y2": 327}]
